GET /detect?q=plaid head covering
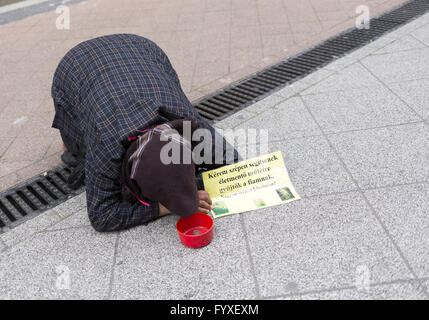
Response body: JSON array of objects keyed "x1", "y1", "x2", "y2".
[{"x1": 121, "y1": 119, "x2": 200, "y2": 218}]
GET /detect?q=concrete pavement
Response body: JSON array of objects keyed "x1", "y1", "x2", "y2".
[
  {"x1": 0, "y1": 0, "x2": 408, "y2": 192},
  {"x1": 0, "y1": 11, "x2": 428, "y2": 299}
]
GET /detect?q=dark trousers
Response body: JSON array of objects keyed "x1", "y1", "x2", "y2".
[
  {"x1": 60, "y1": 130, "x2": 86, "y2": 159},
  {"x1": 60, "y1": 131, "x2": 86, "y2": 189}
]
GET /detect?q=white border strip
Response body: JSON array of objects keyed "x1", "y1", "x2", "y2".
[{"x1": 0, "y1": 0, "x2": 48, "y2": 14}]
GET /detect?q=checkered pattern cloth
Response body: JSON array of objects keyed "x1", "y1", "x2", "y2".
[{"x1": 51, "y1": 34, "x2": 238, "y2": 232}]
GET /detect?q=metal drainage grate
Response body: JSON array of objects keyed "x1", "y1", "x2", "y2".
[
  {"x1": 1, "y1": 0, "x2": 428, "y2": 233},
  {"x1": 193, "y1": 0, "x2": 429, "y2": 122},
  {"x1": 0, "y1": 166, "x2": 83, "y2": 232}
]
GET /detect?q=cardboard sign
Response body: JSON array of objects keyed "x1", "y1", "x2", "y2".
[{"x1": 202, "y1": 151, "x2": 300, "y2": 218}]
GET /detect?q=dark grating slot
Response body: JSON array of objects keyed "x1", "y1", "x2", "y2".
[
  {"x1": 264, "y1": 70, "x2": 294, "y2": 82},
  {"x1": 55, "y1": 171, "x2": 67, "y2": 183},
  {"x1": 200, "y1": 101, "x2": 231, "y2": 114},
  {"x1": 196, "y1": 104, "x2": 223, "y2": 117},
  {"x1": 191, "y1": 0, "x2": 429, "y2": 122},
  {"x1": 287, "y1": 57, "x2": 320, "y2": 70},
  {"x1": 227, "y1": 87, "x2": 258, "y2": 100},
  {"x1": 36, "y1": 181, "x2": 59, "y2": 200},
  {"x1": 194, "y1": 107, "x2": 216, "y2": 121},
  {"x1": 5, "y1": 195, "x2": 26, "y2": 217},
  {"x1": 45, "y1": 176, "x2": 67, "y2": 196},
  {"x1": 210, "y1": 96, "x2": 239, "y2": 109},
  {"x1": 0, "y1": 200, "x2": 16, "y2": 222},
  {"x1": 240, "y1": 80, "x2": 269, "y2": 91},
  {"x1": 271, "y1": 68, "x2": 302, "y2": 79},
  {"x1": 311, "y1": 48, "x2": 341, "y2": 58},
  {"x1": 0, "y1": 218, "x2": 4, "y2": 228},
  {"x1": 17, "y1": 190, "x2": 38, "y2": 211},
  {"x1": 232, "y1": 85, "x2": 260, "y2": 96},
  {"x1": 219, "y1": 92, "x2": 248, "y2": 104},
  {"x1": 279, "y1": 64, "x2": 312, "y2": 76},
  {"x1": 60, "y1": 167, "x2": 72, "y2": 180},
  {"x1": 258, "y1": 73, "x2": 286, "y2": 84},
  {"x1": 237, "y1": 83, "x2": 266, "y2": 95},
  {"x1": 278, "y1": 62, "x2": 311, "y2": 74},
  {"x1": 327, "y1": 40, "x2": 355, "y2": 50},
  {"x1": 299, "y1": 52, "x2": 331, "y2": 63},
  {"x1": 215, "y1": 92, "x2": 246, "y2": 105},
  {"x1": 27, "y1": 185, "x2": 49, "y2": 206},
  {"x1": 209, "y1": 97, "x2": 238, "y2": 110},
  {"x1": 247, "y1": 78, "x2": 277, "y2": 90}
]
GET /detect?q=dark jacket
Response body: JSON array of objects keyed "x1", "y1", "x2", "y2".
[{"x1": 51, "y1": 34, "x2": 237, "y2": 232}]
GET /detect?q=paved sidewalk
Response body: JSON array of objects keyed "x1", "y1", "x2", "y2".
[
  {"x1": 0, "y1": 0, "x2": 408, "y2": 192},
  {"x1": 1, "y1": 12, "x2": 428, "y2": 299}
]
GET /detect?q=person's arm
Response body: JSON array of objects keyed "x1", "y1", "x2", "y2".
[{"x1": 85, "y1": 143, "x2": 160, "y2": 232}]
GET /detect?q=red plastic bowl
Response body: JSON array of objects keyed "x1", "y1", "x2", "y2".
[{"x1": 176, "y1": 212, "x2": 214, "y2": 248}]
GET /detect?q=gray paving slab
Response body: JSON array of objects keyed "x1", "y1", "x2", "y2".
[
  {"x1": 1, "y1": 7, "x2": 429, "y2": 300},
  {"x1": 51, "y1": 192, "x2": 87, "y2": 218},
  {"x1": 411, "y1": 22, "x2": 429, "y2": 46},
  {"x1": 361, "y1": 48, "x2": 429, "y2": 83},
  {"x1": 0, "y1": 227, "x2": 116, "y2": 299},
  {"x1": 298, "y1": 68, "x2": 336, "y2": 86},
  {"x1": 243, "y1": 192, "x2": 412, "y2": 298},
  {"x1": 371, "y1": 35, "x2": 427, "y2": 55},
  {"x1": 234, "y1": 96, "x2": 322, "y2": 142},
  {"x1": 272, "y1": 137, "x2": 356, "y2": 197},
  {"x1": 364, "y1": 183, "x2": 429, "y2": 279},
  {"x1": 388, "y1": 78, "x2": 429, "y2": 120},
  {"x1": 243, "y1": 94, "x2": 286, "y2": 114},
  {"x1": 213, "y1": 109, "x2": 258, "y2": 130},
  {"x1": 328, "y1": 123, "x2": 429, "y2": 189},
  {"x1": 366, "y1": 36, "x2": 397, "y2": 50},
  {"x1": 275, "y1": 81, "x2": 312, "y2": 100},
  {"x1": 111, "y1": 214, "x2": 257, "y2": 299},
  {"x1": 48, "y1": 207, "x2": 91, "y2": 231},
  {"x1": 301, "y1": 86, "x2": 421, "y2": 134},
  {"x1": 278, "y1": 281, "x2": 427, "y2": 300},
  {"x1": 301, "y1": 63, "x2": 384, "y2": 95},
  {"x1": 321, "y1": 56, "x2": 357, "y2": 73},
  {"x1": 342, "y1": 45, "x2": 380, "y2": 61},
  {"x1": 0, "y1": 209, "x2": 60, "y2": 247}
]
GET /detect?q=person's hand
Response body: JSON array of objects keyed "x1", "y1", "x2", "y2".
[
  {"x1": 197, "y1": 190, "x2": 213, "y2": 214},
  {"x1": 158, "y1": 202, "x2": 171, "y2": 216}
]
